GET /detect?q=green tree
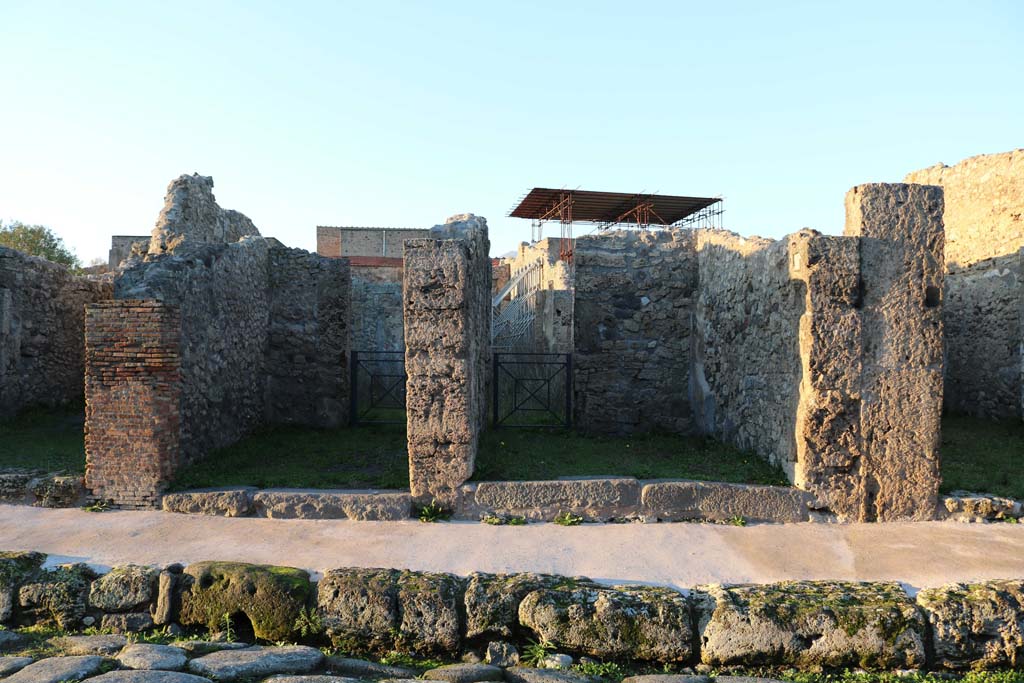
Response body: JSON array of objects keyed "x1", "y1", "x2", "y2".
[{"x1": 0, "y1": 220, "x2": 80, "y2": 269}]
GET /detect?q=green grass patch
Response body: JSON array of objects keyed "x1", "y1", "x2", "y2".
[
  {"x1": 169, "y1": 423, "x2": 409, "y2": 491},
  {"x1": 941, "y1": 413, "x2": 1024, "y2": 499},
  {"x1": 0, "y1": 405, "x2": 85, "y2": 473},
  {"x1": 475, "y1": 429, "x2": 790, "y2": 485}
]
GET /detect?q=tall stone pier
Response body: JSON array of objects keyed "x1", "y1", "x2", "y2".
[
  {"x1": 844, "y1": 183, "x2": 945, "y2": 521},
  {"x1": 404, "y1": 214, "x2": 491, "y2": 505}
]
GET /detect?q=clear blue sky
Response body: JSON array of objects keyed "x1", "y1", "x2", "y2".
[{"x1": 1, "y1": 0, "x2": 1021, "y2": 262}]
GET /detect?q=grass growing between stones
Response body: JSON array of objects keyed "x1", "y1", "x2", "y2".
[
  {"x1": 474, "y1": 429, "x2": 790, "y2": 485},
  {"x1": 940, "y1": 414, "x2": 1024, "y2": 499},
  {"x1": 0, "y1": 404, "x2": 85, "y2": 473},
  {"x1": 169, "y1": 424, "x2": 409, "y2": 491}
]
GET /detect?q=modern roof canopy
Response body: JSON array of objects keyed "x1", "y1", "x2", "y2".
[{"x1": 508, "y1": 188, "x2": 722, "y2": 228}]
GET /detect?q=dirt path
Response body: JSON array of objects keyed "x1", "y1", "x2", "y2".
[{"x1": 1, "y1": 505, "x2": 1022, "y2": 590}]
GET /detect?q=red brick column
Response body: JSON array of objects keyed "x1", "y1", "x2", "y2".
[{"x1": 84, "y1": 300, "x2": 182, "y2": 509}]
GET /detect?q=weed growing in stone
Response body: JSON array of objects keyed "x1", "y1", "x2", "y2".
[
  {"x1": 574, "y1": 661, "x2": 626, "y2": 681},
  {"x1": 482, "y1": 513, "x2": 528, "y2": 525},
  {"x1": 521, "y1": 637, "x2": 556, "y2": 666},
  {"x1": 221, "y1": 612, "x2": 236, "y2": 643},
  {"x1": 728, "y1": 515, "x2": 747, "y2": 526},
  {"x1": 553, "y1": 511, "x2": 584, "y2": 526},
  {"x1": 293, "y1": 606, "x2": 324, "y2": 638},
  {"x1": 417, "y1": 500, "x2": 451, "y2": 523},
  {"x1": 82, "y1": 500, "x2": 111, "y2": 513},
  {"x1": 379, "y1": 650, "x2": 445, "y2": 670}
]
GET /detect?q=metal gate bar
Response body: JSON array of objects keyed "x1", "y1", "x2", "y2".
[
  {"x1": 492, "y1": 352, "x2": 572, "y2": 429},
  {"x1": 350, "y1": 350, "x2": 407, "y2": 426}
]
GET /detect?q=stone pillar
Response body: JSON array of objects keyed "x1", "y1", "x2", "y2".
[
  {"x1": 791, "y1": 233, "x2": 865, "y2": 519},
  {"x1": 844, "y1": 183, "x2": 945, "y2": 521},
  {"x1": 84, "y1": 300, "x2": 183, "y2": 509},
  {"x1": 404, "y1": 215, "x2": 490, "y2": 505}
]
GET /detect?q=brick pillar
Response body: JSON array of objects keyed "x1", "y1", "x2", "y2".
[
  {"x1": 84, "y1": 300, "x2": 182, "y2": 509},
  {"x1": 791, "y1": 233, "x2": 866, "y2": 520},
  {"x1": 404, "y1": 215, "x2": 490, "y2": 506},
  {"x1": 845, "y1": 183, "x2": 945, "y2": 521}
]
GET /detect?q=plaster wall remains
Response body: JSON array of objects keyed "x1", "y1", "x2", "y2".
[
  {"x1": 317, "y1": 226, "x2": 430, "y2": 260},
  {"x1": 507, "y1": 237, "x2": 572, "y2": 291},
  {"x1": 85, "y1": 174, "x2": 351, "y2": 505},
  {"x1": 571, "y1": 183, "x2": 944, "y2": 521},
  {"x1": 573, "y1": 229, "x2": 697, "y2": 434},
  {"x1": 0, "y1": 248, "x2": 112, "y2": 418},
  {"x1": 107, "y1": 236, "x2": 149, "y2": 270},
  {"x1": 905, "y1": 150, "x2": 1024, "y2": 419},
  {"x1": 404, "y1": 214, "x2": 491, "y2": 505}
]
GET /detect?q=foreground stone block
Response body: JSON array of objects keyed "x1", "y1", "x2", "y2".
[
  {"x1": 640, "y1": 480, "x2": 815, "y2": 523},
  {"x1": 464, "y1": 572, "x2": 599, "y2": 639},
  {"x1": 28, "y1": 475, "x2": 85, "y2": 508},
  {"x1": 326, "y1": 656, "x2": 417, "y2": 679},
  {"x1": 318, "y1": 568, "x2": 401, "y2": 650},
  {"x1": 505, "y1": 668, "x2": 597, "y2": 683},
  {"x1": 4, "y1": 655, "x2": 105, "y2": 683},
  {"x1": 519, "y1": 584, "x2": 693, "y2": 662},
  {"x1": 397, "y1": 570, "x2": 464, "y2": 654},
  {"x1": 0, "y1": 551, "x2": 44, "y2": 621},
  {"x1": 17, "y1": 564, "x2": 95, "y2": 630},
  {"x1": 252, "y1": 489, "x2": 411, "y2": 520},
  {"x1": 117, "y1": 643, "x2": 188, "y2": 671},
  {"x1": 423, "y1": 663, "x2": 504, "y2": 683},
  {"x1": 0, "y1": 657, "x2": 33, "y2": 677},
  {"x1": 178, "y1": 561, "x2": 312, "y2": 641},
  {"x1": 917, "y1": 580, "x2": 1024, "y2": 669},
  {"x1": 162, "y1": 489, "x2": 255, "y2": 517},
  {"x1": 187, "y1": 645, "x2": 324, "y2": 682},
  {"x1": 89, "y1": 564, "x2": 159, "y2": 612},
  {"x1": 49, "y1": 634, "x2": 127, "y2": 655},
  {"x1": 695, "y1": 581, "x2": 925, "y2": 669},
  {"x1": 87, "y1": 673, "x2": 213, "y2": 683},
  {"x1": 462, "y1": 478, "x2": 640, "y2": 522}
]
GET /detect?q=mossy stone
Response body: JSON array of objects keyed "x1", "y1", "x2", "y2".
[
  {"x1": 0, "y1": 551, "x2": 45, "y2": 622},
  {"x1": 17, "y1": 562, "x2": 96, "y2": 630},
  {"x1": 178, "y1": 561, "x2": 312, "y2": 641}
]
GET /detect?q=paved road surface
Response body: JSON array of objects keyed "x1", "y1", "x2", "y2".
[{"x1": 1, "y1": 505, "x2": 1021, "y2": 590}]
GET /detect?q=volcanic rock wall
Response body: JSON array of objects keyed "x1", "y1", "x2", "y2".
[
  {"x1": 573, "y1": 229, "x2": 698, "y2": 434},
  {"x1": 404, "y1": 214, "x2": 491, "y2": 505},
  {"x1": 905, "y1": 150, "x2": 1024, "y2": 419},
  {"x1": 0, "y1": 248, "x2": 112, "y2": 418}
]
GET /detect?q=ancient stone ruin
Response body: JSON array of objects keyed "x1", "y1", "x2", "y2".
[
  {"x1": 2, "y1": 152, "x2": 1020, "y2": 523},
  {"x1": 84, "y1": 174, "x2": 350, "y2": 508}
]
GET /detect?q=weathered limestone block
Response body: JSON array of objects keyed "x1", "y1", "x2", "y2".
[
  {"x1": 844, "y1": 183, "x2": 944, "y2": 522},
  {"x1": 940, "y1": 492, "x2": 1023, "y2": 522},
  {"x1": 178, "y1": 561, "x2": 312, "y2": 641},
  {"x1": 519, "y1": 584, "x2": 693, "y2": 662},
  {"x1": 252, "y1": 490, "x2": 411, "y2": 520},
  {"x1": 404, "y1": 214, "x2": 490, "y2": 505},
  {"x1": 464, "y1": 573, "x2": 599, "y2": 640},
  {"x1": 117, "y1": 643, "x2": 189, "y2": 671},
  {"x1": 317, "y1": 568, "x2": 401, "y2": 650},
  {"x1": 917, "y1": 580, "x2": 1024, "y2": 669},
  {"x1": 3, "y1": 655, "x2": 106, "y2": 683},
  {"x1": 462, "y1": 478, "x2": 640, "y2": 522},
  {"x1": 154, "y1": 566, "x2": 182, "y2": 626},
  {"x1": 162, "y1": 489, "x2": 255, "y2": 517},
  {"x1": 0, "y1": 550, "x2": 45, "y2": 622},
  {"x1": 17, "y1": 564, "x2": 96, "y2": 630},
  {"x1": 28, "y1": 475, "x2": 85, "y2": 508},
  {"x1": 640, "y1": 480, "x2": 815, "y2": 523},
  {"x1": 88, "y1": 564, "x2": 158, "y2": 612},
  {"x1": 397, "y1": 570, "x2": 465, "y2": 654},
  {"x1": 423, "y1": 663, "x2": 504, "y2": 683},
  {"x1": 101, "y1": 611, "x2": 155, "y2": 633},
  {"x1": 695, "y1": 581, "x2": 925, "y2": 669},
  {"x1": 0, "y1": 471, "x2": 35, "y2": 505},
  {"x1": 148, "y1": 174, "x2": 260, "y2": 255}
]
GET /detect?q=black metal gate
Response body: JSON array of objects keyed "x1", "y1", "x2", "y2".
[
  {"x1": 349, "y1": 351, "x2": 406, "y2": 425},
  {"x1": 492, "y1": 352, "x2": 572, "y2": 428}
]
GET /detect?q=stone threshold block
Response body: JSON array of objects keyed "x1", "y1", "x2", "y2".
[
  {"x1": 162, "y1": 488, "x2": 411, "y2": 520},
  {"x1": 252, "y1": 489, "x2": 411, "y2": 520},
  {"x1": 641, "y1": 480, "x2": 819, "y2": 523},
  {"x1": 457, "y1": 477, "x2": 641, "y2": 522}
]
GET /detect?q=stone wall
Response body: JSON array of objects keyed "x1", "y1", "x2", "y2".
[
  {"x1": 84, "y1": 301, "x2": 182, "y2": 509},
  {"x1": 351, "y1": 276, "x2": 404, "y2": 351},
  {"x1": 107, "y1": 235, "x2": 149, "y2": 270},
  {"x1": 404, "y1": 214, "x2": 491, "y2": 505},
  {"x1": 905, "y1": 150, "x2": 1024, "y2": 419},
  {"x1": 317, "y1": 226, "x2": 430, "y2": 259},
  {"x1": 266, "y1": 246, "x2": 351, "y2": 426},
  {"x1": 0, "y1": 247, "x2": 112, "y2": 418},
  {"x1": 573, "y1": 229, "x2": 698, "y2": 434},
  {"x1": 116, "y1": 239, "x2": 273, "y2": 461},
  {"x1": 693, "y1": 231, "x2": 806, "y2": 474},
  {"x1": 85, "y1": 174, "x2": 352, "y2": 506},
  {"x1": 571, "y1": 184, "x2": 944, "y2": 521}
]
